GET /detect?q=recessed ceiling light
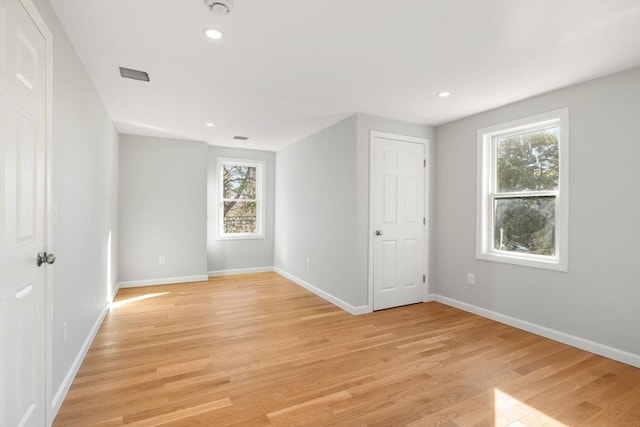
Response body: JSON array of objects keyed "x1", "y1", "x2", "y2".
[
  {"x1": 205, "y1": 122, "x2": 215, "y2": 127},
  {"x1": 204, "y1": 28, "x2": 223, "y2": 40},
  {"x1": 438, "y1": 91, "x2": 451, "y2": 98}
]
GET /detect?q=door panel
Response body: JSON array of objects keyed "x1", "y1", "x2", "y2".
[
  {"x1": 0, "y1": 1, "x2": 47, "y2": 425},
  {"x1": 381, "y1": 240, "x2": 397, "y2": 291},
  {"x1": 402, "y1": 238, "x2": 417, "y2": 287},
  {"x1": 0, "y1": 7, "x2": 6, "y2": 68},
  {"x1": 17, "y1": 30, "x2": 37, "y2": 90},
  {"x1": 405, "y1": 176, "x2": 417, "y2": 223},
  {"x1": 17, "y1": 109, "x2": 37, "y2": 243},
  {"x1": 16, "y1": 283, "x2": 36, "y2": 424},
  {"x1": 372, "y1": 135, "x2": 426, "y2": 310},
  {"x1": 0, "y1": 92, "x2": 4, "y2": 255},
  {"x1": 383, "y1": 174, "x2": 397, "y2": 222}
]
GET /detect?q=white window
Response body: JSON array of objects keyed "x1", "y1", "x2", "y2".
[
  {"x1": 476, "y1": 109, "x2": 569, "y2": 271},
  {"x1": 217, "y1": 158, "x2": 264, "y2": 240}
]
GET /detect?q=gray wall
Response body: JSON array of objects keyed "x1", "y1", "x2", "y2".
[
  {"x1": 275, "y1": 115, "x2": 359, "y2": 304},
  {"x1": 33, "y1": 0, "x2": 119, "y2": 409},
  {"x1": 207, "y1": 146, "x2": 275, "y2": 273},
  {"x1": 119, "y1": 134, "x2": 207, "y2": 283},
  {"x1": 275, "y1": 114, "x2": 432, "y2": 307},
  {"x1": 433, "y1": 67, "x2": 640, "y2": 356}
]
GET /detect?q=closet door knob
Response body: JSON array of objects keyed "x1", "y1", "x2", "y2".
[{"x1": 37, "y1": 252, "x2": 56, "y2": 266}]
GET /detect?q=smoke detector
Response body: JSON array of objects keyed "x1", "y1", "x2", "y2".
[{"x1": 204, "y1": 0, "x2": 234, "y2": 15}]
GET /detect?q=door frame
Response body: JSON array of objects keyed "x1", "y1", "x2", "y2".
[
  {"x1": 17, "y1": 0, "x2": 53, "y2": 423},
  {"x1": 368, "y1": 131, "x2": 430, "y2": 311}
]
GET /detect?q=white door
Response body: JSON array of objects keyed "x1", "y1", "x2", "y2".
[
  {"x1": 371, "y1": 132, "x2": 427, "y2": 310},
  {"x1": 0, "y1": 0, "x2": 48, "y2": 425}
]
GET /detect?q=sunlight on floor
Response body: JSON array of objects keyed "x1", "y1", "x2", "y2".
[
  {"x1": 495, "y1": 389, "x2": 567, "y2": 427},
  {"x1": 110, "y1": 292, "x2": 169, "y2": 309}
]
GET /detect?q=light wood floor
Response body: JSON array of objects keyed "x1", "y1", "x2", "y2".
[{"x1": 54, "y1": 272, "x2": 639, "y2": 426}]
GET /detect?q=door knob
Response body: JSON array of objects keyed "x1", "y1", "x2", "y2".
[
  {"x1": 375, "y1": 230, "x2": 383, "y2": 236},
  {"x1": 37, "y1": 252, "x2": 56, "y2": 267}
]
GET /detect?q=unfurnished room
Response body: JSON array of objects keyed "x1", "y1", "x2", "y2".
[{"x1": 0, "y1": 0, "x2": 639, "y2": 426}]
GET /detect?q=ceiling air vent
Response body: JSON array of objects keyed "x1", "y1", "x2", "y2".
[
  {"x1": 233, "y1": 136, "x2": 249, "y2": 141},
  {"x1": 119, "y1": 67, "x2": 150, "y2": 82}
]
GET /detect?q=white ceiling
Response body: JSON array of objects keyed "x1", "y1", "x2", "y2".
[{"x1": 50, "y1": 0, "x2": 640, "y2": 151}]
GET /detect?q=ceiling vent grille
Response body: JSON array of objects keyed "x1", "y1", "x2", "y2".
[
  {"x1": 233, "y1": 136, "x2": 249, "y2": 141},
  {"x1": 119, "y1": 67, "x2": 150, "y2": 82}
]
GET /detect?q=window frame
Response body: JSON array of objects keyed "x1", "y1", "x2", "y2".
[
  {"x1": 216, "y1": 158, "x2": 265, "y2": 240},
  {"x1": 476, "y1": 108, "x2": 569, "y2": 271}
]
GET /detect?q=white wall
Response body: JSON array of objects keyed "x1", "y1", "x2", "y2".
[
  {"x1": 207, "y1": 146, "x2": 275, "y2": 274},
  {"x1": 119, "y1": 134, "x2": 207, "y2": 285},
  {"x1": 32, "y1": 0, "x2": 119, "y2": 415},
  {"x1": 433, "y1": 67, "x2": 640, "y2": 360},
  {"x1": 275, "y1": 114, "x2": 432, "y2": 310}
]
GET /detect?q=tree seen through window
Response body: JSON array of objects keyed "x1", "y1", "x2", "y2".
[
  {"x1": 493, "y1": 126, "x2": 559, "y2": 255},
  {"x1": 222, "y1": 164, "x2": 257, "y2": 234}
]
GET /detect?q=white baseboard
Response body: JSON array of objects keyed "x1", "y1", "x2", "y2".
[
  {"x1": 118, "y1": 274, "x2": 209, "y2": 288},
  {"x1": 208, "y1": 266, "x2": 274, "y2": 277},
  {"x1": 432, "y1": 294, "x2": 640, "y2": 368},
  {"x1": 274, "y1": 268, "x2": 371, "y2": 315},
  {"x1": 51, "y1": 302, "x2": 110, "y2": 417}
]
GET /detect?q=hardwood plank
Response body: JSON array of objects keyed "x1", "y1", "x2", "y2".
[
  {"x1": 54, "y1": 272, "x2": 640, "y2": 426},
  {"x1": 126, "y1": 397, "x2": 232, "y2": 426}
]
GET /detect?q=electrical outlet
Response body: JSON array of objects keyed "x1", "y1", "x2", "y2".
[
  {"x1": 159, "y1": 256, "x2": 166, "y2": 265},
  {"x1": 306, "y1": 258, "x2": 311, "y2": 268},
  {"x1": 467, "y1": 273, "x2": 475, "y2": 285}
]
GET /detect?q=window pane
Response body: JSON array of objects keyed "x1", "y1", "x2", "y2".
[
  {"x1": 223, "y1": 165, "x2": 256, "y2": 199},
  {"x1": 496, "y1": 126, "x2": 559, "y2": 192},
  {"x1": 223, "y1": 201, "x2": 256, "y2": 233},
  {"x1": 494, "y1": 196, "x2": 555, "y2": 255}
]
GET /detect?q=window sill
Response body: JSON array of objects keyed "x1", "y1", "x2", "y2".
[
  {"x1": 477, "y1": 251, "x2": 567, "y2": 272},
  {"x1": 217, "y1": 233, "x2": 265, "y2": 241}
]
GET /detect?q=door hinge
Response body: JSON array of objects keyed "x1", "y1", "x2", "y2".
[
  {"x1": 422, "y1": 274, "x2": 426, "y2": 283},
  {"x1": 424, "y1": 159, "x2": 426, "y2": 167},
  {"x1": 423, "y1": 217, "x2": 426, "y2": 225}
]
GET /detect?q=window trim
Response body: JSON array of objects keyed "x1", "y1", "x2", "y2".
[
  {"x1": 476, "y1": 108, "x2": 569, "y2": 271},
  {"x1": 216, "y1": 158, "x2": 265, "y2": 240}
]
